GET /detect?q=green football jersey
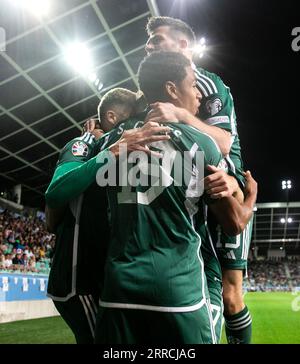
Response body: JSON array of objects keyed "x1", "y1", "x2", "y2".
[
  {"x1": 47, "y1": 132, "x2": 109, "y2": 300},
  {"x1": 195, "y1": 66, "x2": 244, "y2": 184},
  {"x1": 96, "y1": 119, "x2": 225, "y2": 311}
]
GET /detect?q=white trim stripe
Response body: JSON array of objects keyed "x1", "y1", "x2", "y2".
[
  {"x1": 78, "y1": 132, "x2": 87, "y2": 141},
  {"x1": 47, "y1": 195, "x2": 83, "y2": 300},
  {"x1": 83, "y1": 295, "x2": 97, "y2": 325},
  {"x1": 196, "y1": 75, "x2": 214, "y2": 95},
  {"x1": 196, "y1": 80, "x2": 209, "y2": 97},
  {"x1": 226, "y1": 318, "x2": 252, "y2": 331},
  {"x1": 79, "y1": 295, "x2": 95, "y2": 338},
  {"x1": 47, "y1": 292, "x2": 76, "y2": 302},
  {"x1": 194, "y1": 69, "x2": 217, "y2": 96},
  {"x1": 99, "y1": 298, "x2": 206, "y2": 313},
  {"x1": 89, "y1": 294, "x2": 99, "y2": 314},
  {"x1": 71, "y1": 195, "x2": 83, "y2": 296},
  {"x1": 229, "y1": 311, "x2": 250, "y2": 323},
  {"x1": 197, "y1": 71, "x2": 218, "y2": 94},
  {"x1": 205, "y1": 298, "x2": 217, "y2": 344},
  {"x1": 195, "y1": 234, "x2": 216, "y2": 344}
]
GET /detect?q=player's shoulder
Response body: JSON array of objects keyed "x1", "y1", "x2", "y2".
[
  {"x1": 195, "y1": 66, "x2": 229, "y2": 95},
  {"x1": 62, "y1": 132, "x2": 95, "y2": 152},
  {"x1": 170, "y1": 123, "x2": 221, "y2": 157},
  {"x1": 58, "y1": 132, "x2": 96, "y2": 164}
]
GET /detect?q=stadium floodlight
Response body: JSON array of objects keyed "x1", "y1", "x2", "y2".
[
  {"x1": 193, "y1": 37, "x2": 207, "y2": 58},
  {"x1": 14, "y1": 0, "x2": 50, "y2": 17},
  {"x1": 88, "y1": 73, "x2": 97, "y2": 83},
  {"x1": 280, "y1": 218, "x2": 286, "y2": 223},
  {"x1": 287, "y1": 217, "x2": 293, "y2": 223},
  {"x1": 64, "y1": 43, "x2": 93, "y2": 76},
  {"x1": 282, "y1": 179, "x2": 292, "y2": 190}
]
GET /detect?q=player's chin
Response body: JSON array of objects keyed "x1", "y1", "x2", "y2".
[{"x1": 193, "y1": 106, "x2": 200, "y2": 116}]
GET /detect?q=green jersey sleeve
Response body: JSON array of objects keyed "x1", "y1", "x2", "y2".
[
  {"x1": 45, "y1": 132, "x2": 114, "y2": 209},
  {"x1": 57, "y1": 132, "x2": 96, "y2": 167},
  {"x1": 171, "y1": 123, "x2": 224, "y2": 171},
  {"x1": 195, "y1": 67, "x2": 237, "y2": 135}
]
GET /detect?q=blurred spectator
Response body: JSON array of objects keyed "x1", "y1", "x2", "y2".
[
  {"x1": 12, "y1": 250, "x2": 24, "y2": 265},
  {"x1": 4, "y1": 253, "x2": 13, "y2": 269}
]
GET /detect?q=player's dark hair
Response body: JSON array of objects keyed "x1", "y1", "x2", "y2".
[
  {"x1": 138, "y1": 51, "x2": 191, "y2": 104},
  {"x1": 97, "y1": 88, "x2": 137, "y2": 122},
  {"x1": 146, "y1": 16, "x2": 196, "y2": 46}
]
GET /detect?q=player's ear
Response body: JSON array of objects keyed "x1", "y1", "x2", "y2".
[
  {"x1": 165, "y1": 81, "x2": 178, "y2": 100},
  {"x1": 178, "y1": 38, "x2": 188, "y2": 50},
  {"x1": 106, "y1": 110, "x2": 117, "y2": 125}
]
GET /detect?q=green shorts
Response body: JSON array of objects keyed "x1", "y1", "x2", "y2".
[
  {"x1": 207, "y1": 286, "x2": 223, "y2": 344},
  {"x1": 216, "y1": 217, "x2": 253, "y2": 272},
  {"x1": 95, "y1": 303, "x2": 217, "y2": 344},
  {"x1": 53, "y1": 293, "x2": 99, "y2": 344}
]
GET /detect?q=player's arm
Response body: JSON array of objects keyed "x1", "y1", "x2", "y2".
[
  {"x1": 204, "y1": 165, "x2": 244, "y2": 203},
  {"x1": 45, "y1": 120, "x2": 104, "y2": 227},
  {"x1": 45, "y1": 123, "x2": 171, "y2": 209},
  {"x1": 208, "y1": 170, "x2": 257, "y2": 236},
  {"x1": 145, "y1": 102, "x2": 231, "y2": 156},
  {"x1": 193, "y1": 130, "x2": 256, "y2": 236}
]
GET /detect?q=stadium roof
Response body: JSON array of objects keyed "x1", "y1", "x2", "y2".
[
  {"x1": 1, "y1": 0, "x2": 299, "y2": 207},
  {"x1": 253, "y1": 202, "x2": 300, "y2": 251},
  {"x1": 0, "y1": 0, "x2": 159, "y2": 206}
]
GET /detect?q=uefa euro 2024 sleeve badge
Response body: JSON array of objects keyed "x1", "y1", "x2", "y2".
[
  {"x1": 206, "y1": 97, "x2": 222, "y2": 116},
  {"x1": 71, "y1": 141, "x2": 88, "y2": 157}
]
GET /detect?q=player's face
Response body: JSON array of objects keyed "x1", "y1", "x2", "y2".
[
  {"x1": 175, "y1": 66, "x2": 202, "y2": 115},
  {"x1": 145, "y1": 26, "x2": 181, "y2": 54}
]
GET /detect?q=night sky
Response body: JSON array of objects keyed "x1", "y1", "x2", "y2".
[{"x1": 157, "y1": 0, "x2": 299, "y2": 202}]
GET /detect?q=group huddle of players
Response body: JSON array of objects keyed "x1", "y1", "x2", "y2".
[{"x1": 45, "y1": 16, "x2": 257, "y2": 344}]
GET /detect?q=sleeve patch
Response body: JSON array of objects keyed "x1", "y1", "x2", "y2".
[
  {"x1": 206, "y1": 97, "x2": 223, "y2": 116},
  {"x1": 205, "y1": 116, "x2": 230, "y2": 126},
  {"x1": 71, "y1": 141, "x2": 89, "y2": 157}
]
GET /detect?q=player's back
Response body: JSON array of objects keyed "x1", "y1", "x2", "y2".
[
  {"x1": 47, "y1": 134, "x2": 109, "y2": 299},
  {"x1": 98, "y1": 119, "x2": 223, "y2": 311}
]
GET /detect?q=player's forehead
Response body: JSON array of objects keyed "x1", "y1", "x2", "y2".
[{"x1": 148, "y1": 26, "x2": 172, "y2": 40}]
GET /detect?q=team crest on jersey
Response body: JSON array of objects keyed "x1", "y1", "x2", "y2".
[
  {"x1": 206, "y1": 98, "x2": 222, "y2": 116},
  {"x1": 71, "y1": 141, "x2": 88, "y2": 156}
]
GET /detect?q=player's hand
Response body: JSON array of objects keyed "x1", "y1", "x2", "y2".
[
  {"x1": 243, "y1": 170, "x2": 258, "y2": 199},
  {"x1": 204, "y1": 165, "x2": 240, "y2": 199},
  {"x1": 82, "y1": 118, "x2": 104, "y2": 140},
  {"x1": 109, "y1": 122, "x2": 171, "y2": 158},
  {"x1": 145, "y1": 102, "x2": 183, "y2": 124}
]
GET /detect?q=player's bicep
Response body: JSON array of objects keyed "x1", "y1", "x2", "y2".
[
  {"x1": 199, "y1": 74, "x2": 234, "y2": 133},
  {"x1": 51, "y1": 161, "x2": 83, "y2": 183}
]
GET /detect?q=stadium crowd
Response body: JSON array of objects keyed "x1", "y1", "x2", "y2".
[
  {"x1": 247, "y1": 258, "x2": 300, "y2": 292},
  {"x1": 1, "y1": 204, "x2": 300, "y2": 291},
  {"x1": 0, "y1": 207, "x2": 54, "y2": 274}
]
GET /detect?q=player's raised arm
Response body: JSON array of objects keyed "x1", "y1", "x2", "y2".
[
  {"x1": 45, "y1": 123, "x2": 171, "y2": 209},
  {"x1": 208, "y1": 170, "x2": 257, "y2": 236},
  {"x1": 145, "y1": 101, "x2": 231, "y2": 156}
]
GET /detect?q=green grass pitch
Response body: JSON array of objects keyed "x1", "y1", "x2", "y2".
[{"x1": 1, "y1": 292, "x2": 300, "y2": 344}]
